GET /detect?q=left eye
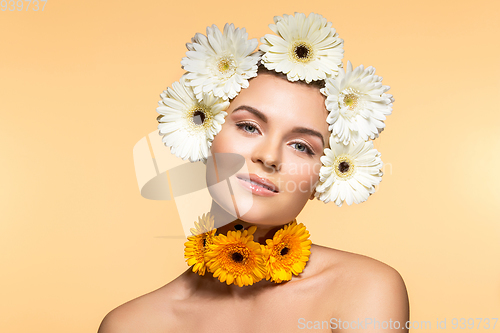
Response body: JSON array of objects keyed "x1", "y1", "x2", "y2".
[
  {"x1": 292, "y1": 143, "x2": 306, "y2": 151},
  {"x1": 291, "y1": 142, "x2": 312, "y2": 154},
  {"x1": 243, "y1": 124, "x2": 257, "y2": 133}
]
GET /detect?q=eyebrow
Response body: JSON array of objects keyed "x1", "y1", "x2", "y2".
[
  {"x1": 291, "y1": 127, "x2": 325, "y2": 148},
  {"x1": 233, "y1": 105, "x2": 268, "y2": 123},
  {"x1": 232, "y1": 105, "x2": 325, "y2": 147}
]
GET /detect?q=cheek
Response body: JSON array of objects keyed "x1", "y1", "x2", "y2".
[
  {"x1": 280, "y1": 157, "x2": 322, "y2": 195},
  {"x1": 210, "y1": 125, "x2": 252, "y2": 156},
  {"x1": 210, "y1": 125, "x2": 234, "y2": 154}
]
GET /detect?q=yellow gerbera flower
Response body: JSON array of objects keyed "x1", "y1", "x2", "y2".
[
  {"x1": 264, "y1": 220, "x2": 312, "y2": 283},
  {"x1": 205, "y1": 226, "x2": 266, "y2": 287},
  {"x1": 184, "y1": 213, "x2": 217, "y2": 276}
]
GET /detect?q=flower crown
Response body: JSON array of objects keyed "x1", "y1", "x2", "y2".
[{"x1": 156, "y1": 12, "x2": 393, "y2": 207}]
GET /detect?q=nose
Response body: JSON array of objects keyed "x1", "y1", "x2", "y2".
[{"x1": 251, "y1": 136, "x2": 282, "y2": 172}]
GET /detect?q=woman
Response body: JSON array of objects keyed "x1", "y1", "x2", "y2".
[{"x1": 99, "y1": 13, "x2": 409, "y2": 332}]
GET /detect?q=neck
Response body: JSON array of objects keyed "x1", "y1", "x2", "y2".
[
  {"x1": 185, "y1": 203, "x2": 312, "y2": 290},
  {"x1": 209, "y1": 200, "x2": 288, "y2": 244},
  {"x1": 182, "y1": 265, "x2": 277, "y2": 298}
]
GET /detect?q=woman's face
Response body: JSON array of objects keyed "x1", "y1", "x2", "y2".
[{"x1": 209, "y1": 73, "x2": 330, "y2": 226}]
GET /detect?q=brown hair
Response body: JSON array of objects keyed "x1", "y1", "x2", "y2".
[{"x1": 254, "y1": 61, "x2": 326, "y2": 91}]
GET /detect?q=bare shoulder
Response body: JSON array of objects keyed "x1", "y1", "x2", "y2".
[
  {"x1": 311, "y1": 244, "x2": 409, "y2": 331},
  {"x1": 311, "y1": 243, "x2": 407, "y2": 288},
  {"x1": 97, "y1": 273, "x2": 188, "y2": 333}
]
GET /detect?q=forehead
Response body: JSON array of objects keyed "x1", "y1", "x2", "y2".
[{"x1": 227, "y1": 74, "x2": 329, "y2": 136}]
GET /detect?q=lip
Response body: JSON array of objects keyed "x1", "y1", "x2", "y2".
[{"x1": 235, "y1": 173, "x2": 279, "y2": 196}]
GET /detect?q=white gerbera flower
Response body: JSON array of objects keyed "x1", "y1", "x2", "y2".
[
  {"x1": 156, "y1": 76, "x2": 230, "y2": 163},
  {"x1": 181, "y1": 23, "x2": 260, "y2": 101},
  {"x1": 322, "y1": 61, "x2": 394, "y2": 145},
  {"x1": 259, "y1": 12, "x2": 344, "y2": 83},
  {"x1": 315, "y1": 136, "x2": 383, "y2": 207}
]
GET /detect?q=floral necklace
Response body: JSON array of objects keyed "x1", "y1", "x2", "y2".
[{"x1": 184, "y1": 212, "x2": 312, "y2": 287}]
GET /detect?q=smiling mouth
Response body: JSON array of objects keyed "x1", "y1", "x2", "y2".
[{"x1": 236, "y1": 176, "x2": 279, "y2": 193}]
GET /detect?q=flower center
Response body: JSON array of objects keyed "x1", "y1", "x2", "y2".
[
  {"x1": 280, "y1": 247, "x2": 289, "y2": 256},
  {"x1": 334, "y1": 155, "x2": 355, "y2": 179},
  {"x1": 343, "y1": 94, "x2": 358, "y2": 109},
  {"x1": 231, "y1": 252, "x2": 244, "y2": 263},
  {"x1": 290, "y1": 41, "x2": 315, "y2": 63},
  {"x1": 192, "y1": 110, "x2": 205, "y2": 125},
  {"x1": 339, "y1": 88, "x2": 362, "y2": 118},
  {"x1": 338, "y1": 161, "x2": 350, "y2": 173},
  {"x1": 295, "y1": 45, "x2": 309, "y2": 59},
  {"x1": 185, "y1": 105, "x2": 213, "y2": 133},
  {"x1": 215, "y1": 55, "x2": 237, "y2": 78}
]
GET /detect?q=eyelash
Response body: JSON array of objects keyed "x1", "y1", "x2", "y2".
[{"x1": 235, "y1": 121, "x2": 315, "y2": 156}]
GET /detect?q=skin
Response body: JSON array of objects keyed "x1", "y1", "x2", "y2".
[
  {"x1": 98, "y1": 74, "x2": 410, "y2": 333},
  {"x1": 207, "y1": 71, "x2": 330, "y2": 241}
]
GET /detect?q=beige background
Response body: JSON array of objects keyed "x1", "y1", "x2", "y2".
[{"x1": 1, "y1": 0, "x2": 499, "y2": 332}]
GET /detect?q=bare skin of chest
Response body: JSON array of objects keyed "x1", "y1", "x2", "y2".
[
  {"x1": 168, "y1": 279, "x2": 338, "y2": 333},
  {"x1": 97, "y1": 246, "x2": 409, "y2": 333}
]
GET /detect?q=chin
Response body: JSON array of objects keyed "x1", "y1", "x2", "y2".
[{"x1": 238, "y1": 199, "x2": 304, "y2": 226}]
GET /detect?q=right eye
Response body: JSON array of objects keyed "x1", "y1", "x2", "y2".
[{"x1": 236, "y1": 122, "x2": 260, "y2": 134}]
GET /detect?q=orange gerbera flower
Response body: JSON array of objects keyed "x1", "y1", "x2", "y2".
[
  {"x1": 184, "y1": 213, "x2": 216, "y2": 276},
  {"x1": 263, "y1": 220, "x2": 312, "y2": 283},
  {"x1": 205, "y1": 226, "x2": 266, "y2": 287}
]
